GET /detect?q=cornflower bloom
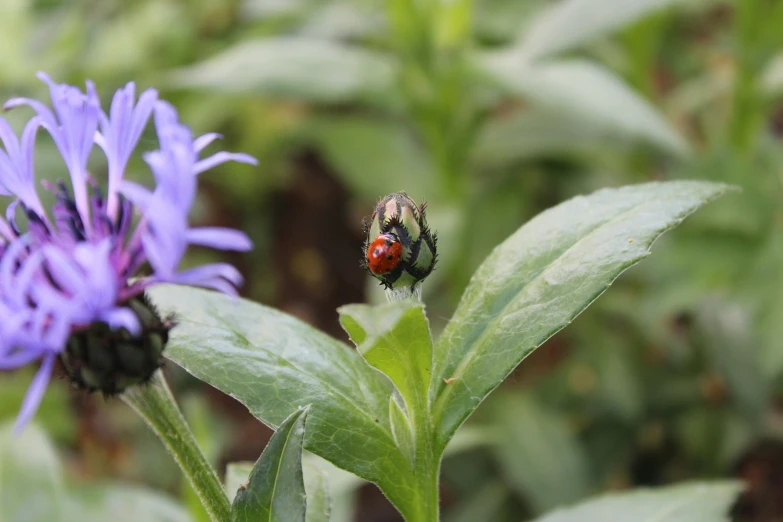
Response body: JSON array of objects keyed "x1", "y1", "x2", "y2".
[{"x1": 0, "y1": 73, "x2": 256, "y2": 430}]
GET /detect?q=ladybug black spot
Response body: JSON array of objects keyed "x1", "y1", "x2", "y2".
[
  {"x1": 386, "y1": 255, "x2": 393, "y2": 260},
  {"x1": 385, "y1": 239, "x2": 393, "y2": 246}
]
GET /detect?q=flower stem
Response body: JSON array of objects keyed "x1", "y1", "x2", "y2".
[
  {"x1": 385, "y1": 285, "x2": 423, "y2": 302},
  {"x1": 122, "y1": 371, "x2": 231, "y2": 522}
]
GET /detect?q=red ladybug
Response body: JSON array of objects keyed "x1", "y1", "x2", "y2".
[{"x1": 366, "y1": 234, "x2": 403, "y2": 275}]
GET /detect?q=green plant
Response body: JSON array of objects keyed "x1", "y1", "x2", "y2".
[{"x1": 117, "y1": 181, "x2": 738, "y2": 521}]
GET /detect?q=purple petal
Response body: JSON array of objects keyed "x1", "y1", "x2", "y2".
[
  {"x1": 174, "y1": 263, "x2": 244, "y2": 287},
  {"x1": 0, "y1": 346, "x2": 46, "y2": 370},
  {"x1": 193, "y1": 132, "x2": 222, "y2": 152},
  {"x1": 13, "y1": 353, "x2": 55, "y2": 433},
  {"x1": 194, "y1": 151, "x2": 258, "y2": 175},
  {"x1": 0, "y1": 118, "x2": 21, "y2": 158},
  {"x1": 186, "y1": 227, "x2": 252, "y2": 251},
  {"x1": 100, "y1": 307, "x2": 141, "y2": 335},
  {"x1": 41, "y1": 246, "x2": 83, "y2": 294},
  {"x1": 119, "y1": 180, "x2": 154, "y2": 210}
]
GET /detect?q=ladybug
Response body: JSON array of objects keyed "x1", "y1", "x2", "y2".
[{"x1": 366, "y1": 233, "x2": 403, "y2": 275}]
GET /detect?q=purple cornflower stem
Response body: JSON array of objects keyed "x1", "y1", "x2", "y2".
[{"x1": 122, "y1": 370, "x2": 231, "y2": 522}]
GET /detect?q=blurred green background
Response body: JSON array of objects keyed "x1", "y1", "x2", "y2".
[{"x1": 2, "y1": 0, "x2": 783, "y2": 520}]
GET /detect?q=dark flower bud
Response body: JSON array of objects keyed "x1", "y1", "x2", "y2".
[
  {"x1": 363, "y1": 192, "x2": 437, "y2": 290},
  {"x1": 59, "y1": 294, "x2": 173, "y2": 395}
]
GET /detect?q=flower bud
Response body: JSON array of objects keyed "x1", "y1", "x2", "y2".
[
  {"x1": 363, "y1": 192, "x2": 437, "y2": 289},
  {"x1": 59, "y1": 294, "x2": 173, "y2": 395}
]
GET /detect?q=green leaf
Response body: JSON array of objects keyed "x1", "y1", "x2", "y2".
[
  {"x1": 490, "y1": 394, "x2": 590, "y2": 514},
  {"x1": 390, "y1": 397, "x2": 415, "y2": 467},
  {"x1": 168, "y1": 38, "x2": 397, "y2": 105},
  {"x1": 148, "y1": 285, "x2": 416, "y2": 517},
  {"x1": 226, "y1": 458, "x2": 332, "y2": 522},
  {"x1": 478, "y1": 56, "x2": 689, "y2": 157},
  {"x1": 232, "y1": 408, "x2": 308, "y2": 522},
  {"x1": 517, "y1": 0, "x2": 680, "y2": 60},
  {"x1": 338, "y1": 300, "x2": 433, "y2": 412},
  {"x1": 695, "y1": 298, "x2": 769, "y2": 420},
  {"x1": 431, "y1": 181, "x2": 733, "y2": 444},
  {"x1": 531, "y1": 481, "x2": 742, "y2": 522}
]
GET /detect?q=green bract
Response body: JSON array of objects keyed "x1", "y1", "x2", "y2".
[{"x1": 61, "y1": 294, "x2": 171, "y2": 395}]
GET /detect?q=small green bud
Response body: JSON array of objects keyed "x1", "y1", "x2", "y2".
[
  {"x1": 60, "y1": 294, "x2": 173, "y2": 395},
  {"x1": 363, "y1": 192, "x2": 438, "y2": 290}
]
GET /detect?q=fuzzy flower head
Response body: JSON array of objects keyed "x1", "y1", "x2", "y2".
[{"x1": 0, "y1": 72, "x2": 257, "y2": 430}]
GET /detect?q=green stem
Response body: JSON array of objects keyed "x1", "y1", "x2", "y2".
[
  {"x1": 122, "y1": 371, "x2": 232, "y2": 522},
  {"x1": 409, "y1": 406, "x2": 441, "y2": 522}
]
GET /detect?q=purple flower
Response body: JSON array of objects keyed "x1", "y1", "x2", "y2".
[{"x1": 0, "y1": 73, "x2": 256, "y2": 431}]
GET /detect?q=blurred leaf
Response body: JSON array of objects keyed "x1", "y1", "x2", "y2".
[
  {"x1": 443, "y1": 425, "x2": 498, "y2": 456},
  {"x1": 0, "y1": 370, "x2": 76, "y2": 443},
  {"x1": 445, "y1": 481, "x2": 509, "y2": 522},
  {"x1": 308, "y1": 116, "x2": 434, "y2": 201},
  {"x1": 303, "y1": 454, "x2": 363, "y2": 522},
  {"x1": 0, "y1": 422, "x2": 189, "y2": 522},
  {"x1": 148, "y1": 285, "x2": 416, "y2": 518},
  {"x1": 695, "y1": 298, "x2": 769, "y2": 420},
  {"x1": 298, "y1": 1, "x2": 384, "y2": 39},
  {"x1": 491, "y1": 394, "x2": 590, "y2": 514},
  {"x1": 302, "y1": 457, "x2": 330, "y2": 522},
  {"x1": 225, "y1": 463, "x2": 254, "y2": 502},
  {"x1": 0, "y1": 422, "x2": 64, "y2": 522},
  {"x1": 474, "y1": 0, "x2": 549, "y2": 42},
  {"x1": 473, "y1": 107, "x2": 636, "y2": 167},
  {"x1": 531, "y1": 481, "x2": 742, "y2": 522},
  {"x1": 431, "y1": 181, "x2": 732, "y2": 444},
  {"x1": 478, "y1": 56, "x2": 689, "y2": 157},
  {"x1": 339, "y1": 300, "x2": 432, "y2": 416},
  {"x1": 232, "y1": 408, "x2": 308, "y2": 522},
  {"x1": 71, "y1": 486, "x2": 192, "y2": 522},
  {"x1": 168, "y1": 38, "x2": 398, "y2": 105},
  {"x1": 517, "y1": 0, "x2": 681, "y2": 60},
  {"x1": 761, "y1": 51, "x2": 783, "y2": 96}
]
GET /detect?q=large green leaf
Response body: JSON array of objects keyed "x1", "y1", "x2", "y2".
[
  {"x1": 339, "y1": 300, "x2": 433, "y2": 413},
  {"x1": 430, "y1": 181, "x2": 732, "y2": 444},
  {"x1": 168, "y1": 38, "x2": 397, "y2": 105},
  {"x1": 478, "y1": 56, "x2": 689, "y2": 157},
  {"x1": 531, "y1": 481, "x2": 742, "y2": 522},
  {"x1": 148, "y1": 285, "x2": 416, "y2": 516},
  {"x1": 517, "y1": 0, "x2": 680, "y2": 60},
  {"x1": 232, "y1": 408, "x2": 308, "y2": 522}
]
